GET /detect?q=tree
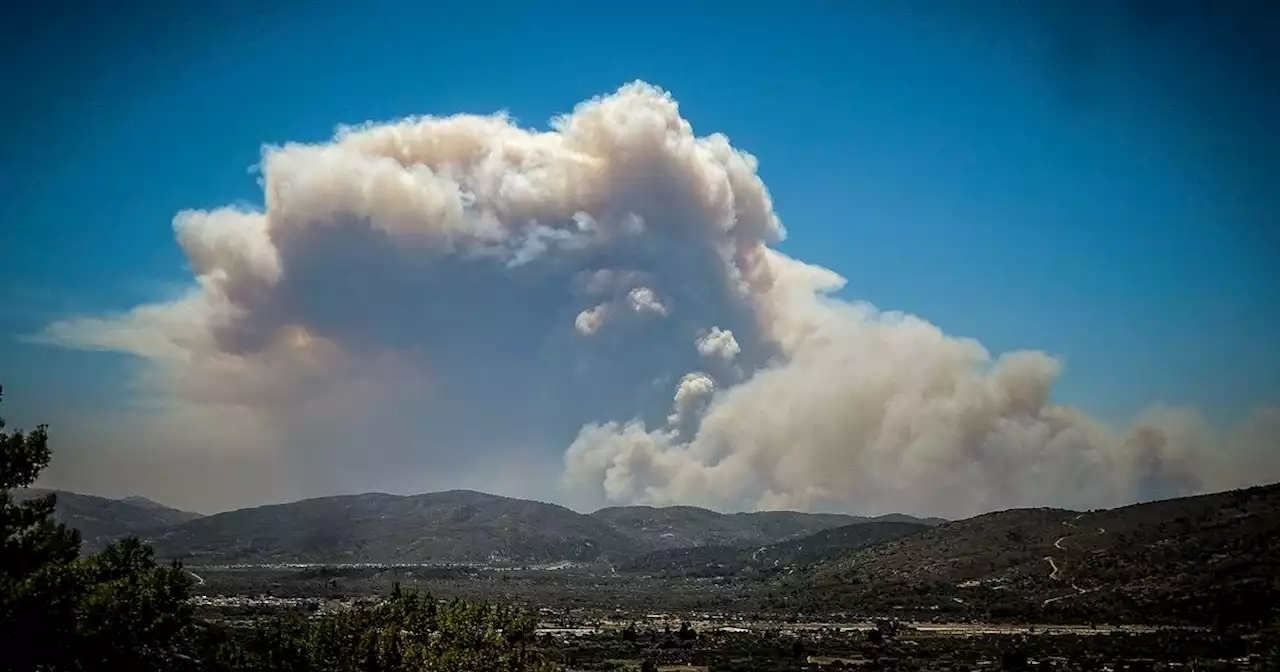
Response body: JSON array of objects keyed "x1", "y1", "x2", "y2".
[
  {"x1": 0, "y1": 385, "x2": 196, "y2": 672},
  {"x1": 1, "y1": 384, "x2": 83, "y2": 671},
  {"x1": 1, "y1": 386, "x2": 562, "y2": 671},
  {"x1": 73, "y1": 537, "x2": 198, "y2": 671},
  {"x1": 206, "y1": 587, "x2": 558, "y2": 671}
]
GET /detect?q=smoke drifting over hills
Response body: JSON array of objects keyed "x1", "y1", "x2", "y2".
[{"x1": 41, "y1": 83, "x2": 1279, "y2": 515}]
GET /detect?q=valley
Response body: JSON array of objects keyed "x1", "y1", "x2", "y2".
[
  {"x1": 30, "y1": 481, "x2": 1280, "y2": 630},
  {"x1": 15, "y1": 480, "x2": 1280, "y2": 670}
]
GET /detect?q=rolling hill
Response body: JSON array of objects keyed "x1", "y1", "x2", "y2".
[
  {"x1": 619, "y1": 520, "x2": 931, "y2": 578},
  {"x1": 149, "y1": 492, "x2": 918, "y2": 565},
  {"x1": 781, "y1": 482, "x2": 1280, "y2": 625},
  {"x1": 147, "y1": 490, "x2": 644, "y2": 565},
  {"x1": 17, "y1": 480, "x2": 1279, "y2": 627},
  {"x1": 13, "y1": 488, "x2": 203, "y2": 553},
  {"x1": 24, "y1": 486, "x2": 935, "y2": 566},
  {"x1": 591, "y1": 504, "x2": 941, "y2": 550},
  {"x1": 13, "y1": 484, "x2": 940, "y2": 566}
]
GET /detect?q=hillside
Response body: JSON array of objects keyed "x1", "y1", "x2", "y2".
[
  {"x1": 591, "y1": 504, "x2": 940, "y2": 550},
  {"x1": 17, "y1": 486, "x2": 944, "y2": 566},
  {"x1": 782, "y1": 482, "x2": 1280, "y2": 625},
  {"x1": 14, "y1": 488, "x2": 203, "y2": 553},
  {"x1": 619, "y1": 520, "x2": 930, "y2": 578},
  {"x1": 148, "y1": 490, "x2": 642, "y2": 565}
]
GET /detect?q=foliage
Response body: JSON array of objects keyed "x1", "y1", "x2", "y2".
[
  {"x1": 202, "y1": 584, "x2": 557, "y2": 672},
  {"x1": 0, "y1": 385, "x2": 559, "y2": 672},
  {"x1": 1, "y1": 384, "x2": 81, "y2": 671},
  {"x1": 73, "y1": 538, "x2": 198, "y2": 671},
  {"x1": 1, "y1": 385, "x2": 198, "y2": 671}
]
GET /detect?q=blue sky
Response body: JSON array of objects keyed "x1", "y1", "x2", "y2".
[{"x1": 2, "y1": 0, "x2": 1277, "y2": 435}]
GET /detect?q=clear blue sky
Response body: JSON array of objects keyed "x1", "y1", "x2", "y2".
[{"x1": 2, "y1": 0, "x2": 1277, "y2": 430}]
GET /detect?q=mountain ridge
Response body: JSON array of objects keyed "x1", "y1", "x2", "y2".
[
  {"x1": 13, "y1": 488, "x2": 204, "y2": 553},
  {"x1": 591, "y1": 504, "x2": 942, "y2": 550},
  {"x1": 25, "y1": 487, "x2": 935, "y2": 565},
  {"x1": 19, "y1": 482, "x2": 1280, "y2": 625},
  {"x1": 145, "y1": 489, "x2": 916, "y2": 565}
]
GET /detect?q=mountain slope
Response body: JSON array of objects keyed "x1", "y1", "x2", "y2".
[
  {"x1": 753, "y1": 520, "x2": 932, "y2": 569},
  {"x1": 785, "y1": 483, "x2": 1280, "y2": 625},
  {"x1": 14, "y1": 488, "x2": 203, "y2": 553},
  {"x1": 149, "y1": 490, "x2": 641, "y2": 565},
  {"x1": 591, "y1": 504, "x2": 940, "y2": 550},
  {"x1": 620, "y1": 520, "x2": 930, "y2": 577}
]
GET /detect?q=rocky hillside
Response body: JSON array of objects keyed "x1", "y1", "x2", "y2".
[
  {"x1": 782, "y1": 482, "x2": 1280, "y2": 626},
  {"x1": 619, "y1": 520, "x2": 931, "y2": 578}
]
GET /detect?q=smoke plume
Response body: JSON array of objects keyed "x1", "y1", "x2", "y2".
[{"x1": 40, "y1": 82, "x2": 1279, "y2": 515}]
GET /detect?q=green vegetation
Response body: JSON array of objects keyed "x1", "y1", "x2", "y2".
[
  {"x1": 2, "y1": 386, "x2": 194, "y2": 672},
  {"x1": 196, "y1": 586, "x2": 555, "y2": 672},
  {"x1": 5, "y1": 383, "x2": 1280, "y2": 670},
  {"x1": 0, "y1": 386, "x2": 558, "y2": 672}
]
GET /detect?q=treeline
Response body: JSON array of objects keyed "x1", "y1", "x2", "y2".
[
  {"x1": 0, "y1": 386, "x2": 557, "y2": 672},
  {"x1": 195, "y1": 587, "x2": 554, "y2": 672}
]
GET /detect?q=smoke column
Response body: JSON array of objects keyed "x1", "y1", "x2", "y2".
[{"x1": 41, "y1": 82, "x2": 1279, "y2": 515}]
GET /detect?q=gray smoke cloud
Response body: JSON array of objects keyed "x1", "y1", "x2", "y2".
[{"x1": 39, "y1": 82, "x2": 1279, "y2": 515}]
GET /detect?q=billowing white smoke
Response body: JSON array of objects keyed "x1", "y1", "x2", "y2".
[
  {"x1": 41, "y1": 82, "x2": 1279, "y2": 515},
  {"x1": 696, "y1": 327, "x2": 740, "y2": 362}
]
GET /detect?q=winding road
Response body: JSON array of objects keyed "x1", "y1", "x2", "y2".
[
  {"x1": 187, "y1": 570, "x2": 206, "y2": 586},
  {"x1": 1043, "y1": 556, "x2": 1062, "y2": 581},
  {"x1": 1041, "y1": 514, "x2": 1106, "y2": 606}
]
